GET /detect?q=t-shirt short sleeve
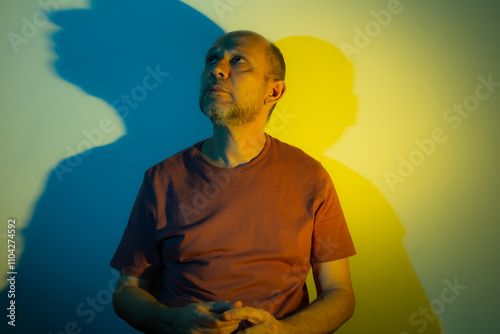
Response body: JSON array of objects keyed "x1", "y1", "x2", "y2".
[
  {"x1": 110, "y1": 173, "x2": 162, "y2": 278},
  {"x1": 311, "y1": 167, "x2": 356, "y2": 263}
]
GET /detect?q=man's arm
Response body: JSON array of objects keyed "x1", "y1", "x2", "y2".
[
  {"x1": 222, "y1": 258, "x2": 355, "y2": 333},
  {"x1": 112, "y1": 273, "x2": 242, "y2": 334},
  {"x1": 283, "y1": 257, "x2": 355, "y2": 332}
]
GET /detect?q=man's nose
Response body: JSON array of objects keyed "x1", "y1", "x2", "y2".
[{"x1": 209, "y1": 60, "x2": 229, "y2": 79}]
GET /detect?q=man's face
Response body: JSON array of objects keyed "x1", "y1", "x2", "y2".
[{"x1": 199, "y1": 32, "x2": 272, "y2": 127}]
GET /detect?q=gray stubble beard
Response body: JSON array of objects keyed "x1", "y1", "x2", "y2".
[{"x1": 199, "y1": 94, "x2": 261, "y2": 128}]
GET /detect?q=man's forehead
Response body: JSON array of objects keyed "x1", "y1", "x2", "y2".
[{"x1": 208, "y1": 31, "x2": 269, "y2": 55}]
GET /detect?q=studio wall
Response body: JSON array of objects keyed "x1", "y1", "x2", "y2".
[{"x1": 1, "y1": 0, "x2": 499, "y2": 333}]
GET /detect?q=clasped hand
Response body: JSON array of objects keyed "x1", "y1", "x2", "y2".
[{"x1": 171, "y1": 300, "x2": 291, "y2": 334}]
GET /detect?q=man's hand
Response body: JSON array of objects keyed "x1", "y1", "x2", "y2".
[
  {"x1": 222, "y1": 306, "x2": 293, "y2": 334},
  {"x1": 166, "y1": 300, "x2": 243, "y2": 334}
]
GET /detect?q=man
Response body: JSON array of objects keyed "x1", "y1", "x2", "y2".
[{"x1": 111, "y1": 30, "x2": 356, "y2": 333}]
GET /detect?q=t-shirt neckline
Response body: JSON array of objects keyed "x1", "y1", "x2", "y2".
[{"x1": 191, "y1": 133, "x2": 273, "y2": 174}]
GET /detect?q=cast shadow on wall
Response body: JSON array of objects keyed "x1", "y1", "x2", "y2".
[
  {"x1": 0, "y1": 1, "x2": 223, "y2": 333},
  {"x1": 268, "y1": 36, "x2": 442, "y2": 334},
  {"x1": 0, "y1": 1, "x2": 443, "y2": 333}
]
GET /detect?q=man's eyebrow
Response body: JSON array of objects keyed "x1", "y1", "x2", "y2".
[
  {"x1": 205, "y1": 47, "x2": 252, "y2": 58},
  {"x1": 206, "y1": 47, "x2": 218, "y2": 55},
  {"x1": 232, "y1": 48, "x2": 251, "y2": 58}
]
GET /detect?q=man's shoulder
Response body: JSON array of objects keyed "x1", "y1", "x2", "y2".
[
  {"x1": 144, "y1": 140, "x2": 204, "y2": 179},
  {"x1": 270, "y1": 135, "x2": 323, "y2": 170}
]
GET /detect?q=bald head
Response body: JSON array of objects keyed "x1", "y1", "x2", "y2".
[{"x1": 213, "y1": 30, "x2": 285, "y2": 81}]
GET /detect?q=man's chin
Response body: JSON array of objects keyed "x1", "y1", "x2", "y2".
[
  {"x1": 211, "y1": 116, "x2": 254, "y2": 128},
  {"x1": 201, "y1": 107, "x2": 227, "y2": 125},
  {"x1": 201, "y1": 104, "x2": 255, "y2": 128}
]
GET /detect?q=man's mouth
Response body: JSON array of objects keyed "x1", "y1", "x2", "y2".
[{"x1": 206, "y1": 85, "x2": 229, "y2": 93}]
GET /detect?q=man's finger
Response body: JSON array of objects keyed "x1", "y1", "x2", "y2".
[
  {"x1": 193, "y1": 302, "x2": 242, "y2": 328},
  {"x1": 222, "y1": 306, "x2": 271, "y2": 324},
  {"x1": 195, "y1": 314, "x2": 241, "y2": 329},
  {"x1": 194, "y1": 311, "x2": 238, "y2": 328},
  {"x1": 203, "y1": 300, "x2": 243, "y2": 314}
]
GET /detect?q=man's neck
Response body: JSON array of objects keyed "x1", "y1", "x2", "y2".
[{"x1": 201, "y1": 123, "x2": 267, "y2": 168}]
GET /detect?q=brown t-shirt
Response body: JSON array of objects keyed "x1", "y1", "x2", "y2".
[{"x1": 110, "y1": 134, "x2": 355, "y2": 318}]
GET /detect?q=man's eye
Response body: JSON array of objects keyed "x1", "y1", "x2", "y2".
[
  {"x1": 231, "y1": 56, "x2": 246, "y2": 64},
  {"x1": 207, "y1": 56, "x2": 218, "y2": 64}
]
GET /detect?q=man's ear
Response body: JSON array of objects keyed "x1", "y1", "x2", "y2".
[{"x1": 265, "y1": 80, "x2": 286, "y2": 106}]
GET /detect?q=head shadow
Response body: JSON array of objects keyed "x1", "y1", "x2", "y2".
[
  {"x1": 50, "y1": 0, "x2": 222, "y2": 143},
  {"x1": 268, "y1": 36, "x2": 442, "y2": 333},
  {"x1": 1, "y1": 1, "x2": 224, "y2": 333}
]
